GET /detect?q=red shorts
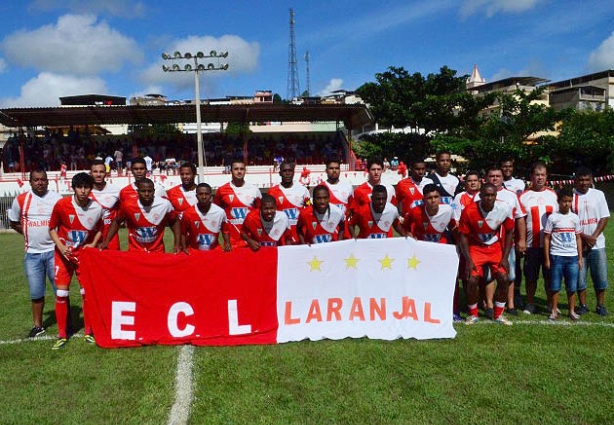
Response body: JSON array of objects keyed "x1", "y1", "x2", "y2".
[
  {"x1": 54, "y1": 251, "x2": 81, "y2": 287},
  {"x1": 468, "y1": 244, "x2": 507, "y2": 278}
]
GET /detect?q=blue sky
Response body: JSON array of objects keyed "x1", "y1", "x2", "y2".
[{"x1": 0, "y1": 0, "x2": 613, "y2": 107}]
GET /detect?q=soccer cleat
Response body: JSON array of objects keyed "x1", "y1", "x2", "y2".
[
  {"x1": 484, "y1": 308, "x2": 494, "y2": 320},
  {"x1": 568, "y1": 312, "x2": 580, "y2": 321},
  {"x1": 514, "y1": 293, "x2": 524, "y2": 310},
  {"x1": 465, "y1": 315, "x2": 479, "y2": 325},
  {"x1": 495, "y1": 315, "x2": 513, "y2": 326},
  {"x1": 523, "y1": 303, "x2": 537, "y2": 315},
  {"x1": 596, "y1": 305, "x2": 609, "y2": 316},
  {"x1": 507, "y1": 308, "x2": 519, "y2": 316},
  {"x1": 84, "y1": 334, "x2": 96, "y2": 344},
  {"x1": 51, "y1": 338, "x2": 68, "y2": 350},
  {"x1": 548, "y1": 312, "x2": 557, "y2": 322},
  {"x1": 577, "y1": 304, "x2": 589, "y2": 315},
  {"x1": 27, "y1": 326, "x2": 46, "y2": 338},
  {"x1": 453, "y1": 313, "x2": 463, "y2": 323}
]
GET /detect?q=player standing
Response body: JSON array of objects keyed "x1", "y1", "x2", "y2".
[
  {"x1": 90, "y1": 159, "x2": 121, "y2": 250},
  {"x1": 213, "y1": 159, "x2": 262, "y2": 247},
  {"x1": 459, "y1": 183, "x2": 514, "y2": 325},
  {"x1": 48, "y1": 173, "x2": 104, "y2": 349},
  {"x1": 267, "y1": 161, "x2": 311, "y2": 242},
  {"x1": 351, "y1": 157, "x2": 397, "y2": 215},
  {"x1": 9, "y1": 169, "x2": 62, "y2": 338},
  {"x1": 396, "y1": 159, "x2": 434, "y2": 215},
  {"x1": 166, "y1": 162, "x2": 198, "y2": 214},
  {"x1": 119, "y1": 157, "x2": 166, "y2": 204},
  {"x1": 321, "y1": 157, "x2": 354, "y2": 217},
  {"x1": 428, "y1": 150, "x2": 461, "y2": 205}
]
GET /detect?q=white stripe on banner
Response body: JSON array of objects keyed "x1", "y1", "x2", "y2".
[{"x1": 276, "y1": 238, "x2": 459, "y2": 342}]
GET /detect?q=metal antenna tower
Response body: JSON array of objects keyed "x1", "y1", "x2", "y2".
[
  {"x1": 286, "y1": 8, "x2": 300, "y2": 100},
  {"x1": 304, "y1": 50, "x2": 310, "y2": 97}
]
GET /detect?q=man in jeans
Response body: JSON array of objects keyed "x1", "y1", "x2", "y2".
[
  {"x1": 572, "y1": 167, "x2": 609, "y2": 316},
  {"x1": 9, "y1": 169, "x2": 62, "y2": 338}
]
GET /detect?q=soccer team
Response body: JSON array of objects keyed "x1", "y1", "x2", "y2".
[{"x1": 9, "y1": 152, "x2": 610, "y2": 349}]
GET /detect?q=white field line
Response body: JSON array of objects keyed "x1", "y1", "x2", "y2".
[
  {"x1": 0, "y1": 332, "x2": 84, "y2": 345},
  {"x1": 167, "y1": 345, "x2": 195, "y2": 425}
]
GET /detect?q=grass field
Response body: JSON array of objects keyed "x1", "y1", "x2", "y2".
[{"x1": 1, "y1": 225, "x2": 613, "y2": 425}]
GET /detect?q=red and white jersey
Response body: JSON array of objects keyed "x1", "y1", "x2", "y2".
[
  {"x1": 49, "y1": 197, "x2": 103, "y2": 252},
  {"x1": 519, "y1": 188, "x2": 558, "y2": 248},
  {"x1": 166, "y1": 184, "x2": 197, "y2": 212},
  {"x1": 572, "y1": 188, "x2": 610, "y2": 250},
  {"x1": 475, "y1": 187, "x2": 526, "y2": 219},
  {"x1": 119, "y1": 181, "x2": 167, "y2": 204},
  {"x1": 243, "y1": 210, "x2": 292, "y2": 247},
  {"x1": 268, "y1": 183, "x2": 310, "y2": 226},
  {"x1": 298, "y1": 204, "x2": 345, "y2": 244},
  {"x1": 321, "y1": 180, "x2": 354, "y2": 216},
  {"x1": 503, "y1": 177, "x2": 526, "y2": 195},
  {"x1": 9, "y1": 190, "x2": 62, "y2": 253},
  {"x1": 90, "y1": 182, "x2": 121, "y2": 249},
  {"x1": 451, "y1": 191, "x2": 478, "y2": 222},
  {"x1": 181, "y1": 203, "x2": 228, "y2": 251},
  {"x1": 396, "y1": 177, "x2": 433, "y2": 214},
  {"x1": 459, "y1": 201, "x2": 514, "y2": 246},
  {"x1": 404, "y1": 204, "x2": 455, "y2": 244},
  {"x1": 349, "y1": 203, "x2": 400, "y2": 239},
  {"x1": 213, "y1": 181, "x2": 262, "y2": 245},
  {"x1": 118, "y1": 197, "x2": 178, "y2": 253},
  {"x1": 352, "y1": 181, "x2": 397, "y2": 213},
  {"x1": 544, "y1": 211, "x2": 581, "y2": 256}
]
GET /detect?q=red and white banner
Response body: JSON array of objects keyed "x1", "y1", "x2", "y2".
[{"x1": 79, "y1": 238, "x2": 458, "y2": 348}]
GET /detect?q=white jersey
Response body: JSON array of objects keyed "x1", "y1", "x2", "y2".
[
  {"x1": 144, "y1": 156, "x2": 153, "y2": 171},
  {"x1": 90, "y1": 182, "x2": 120, "y2": 211},
  {"x1": 519, "y1": 188, "x2": 558, "y2": 248},
  {"x1": 544, "y1": 211, "x2": 581, "y2": 257},
  {"x1": 572, "y1": 188, "x2": 610, "y2": 250},
  {"x1": 430, "y1": 172, "x2": 459, "y2": 204},
  {"x1": 8, "y1": 190, "x2": 62, "y2": 253},
  {"x1": 503, "y1": 177, "x2": 525, "y2": 195},
  {"x1": 475, "y1": 187, "x2": 526, "y2": 219},
  {"x1": 322, "y1": 180, "x2": 354, "y2": 215}
]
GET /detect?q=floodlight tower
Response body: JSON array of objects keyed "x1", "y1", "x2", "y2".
[
  {"x1": 162, "y1": 50, "x2": 229, "y2": 181},
  {"x1": 304, "y1": 50, "x2": 310, "y2": 97},
  {"x1": 286, "y1": 8, "x2": 300, "y2": 100}
]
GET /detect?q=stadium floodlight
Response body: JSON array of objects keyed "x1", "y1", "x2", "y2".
[{"x1": 161, "y1": 50, "x2": 230, "y2": 181}]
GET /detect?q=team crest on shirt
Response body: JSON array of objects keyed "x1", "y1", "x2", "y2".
[
  {"x1": 211, "y1": 221, "x2": 217, "y2": 227},
  {"x1": 423, "y1": 222, "x2": 429, "y2": 230},
  {"x1": 410, "y1": 188, "x2": 415, "y2": 195},
  {"x1": 312, "y1": 222, "x2": 318, "y2": 229},
  {"x1": 278, "y1": 196, "x2": 284, "y2": 204},
  {"x1": 134, "y1": 213, "x2": 141, "y2": 221},
  {"x1": 194, "y1": 221, "x2": 200, "y2": 228},
  {"x1": 69, "y1": 214, "x2": 75, "y2": 224},
  {"x1": 178, "y1": 199, "x2": 184, "y2": 206},
  {"x1": 384, "y1": 221, "x2": 390, "y2": 227},
  {"x1": 154, "y1": 214, "x2": 160, "y2": 221},
  {"x1": 229, "y1": 195, "x2": 234, "y2": 202},
  {"x1": 368, "y1": 221, "x2": 373, "y2": 227},
  {"x1": 273, "y1": 229, "x2": 280, "y2": 236},
  {"x1": 478, "y1": 220, "x2": 484, "y2": 228},
  {"x1": 257, "y1": 229, "x2": 262, "y2": 236}
]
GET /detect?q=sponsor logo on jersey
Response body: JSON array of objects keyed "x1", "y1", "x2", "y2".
[
  {"x1": 67, "y1": 230, "x2": 88, "y2": 247},
  {"x1": 197, "y1": 233, "x2": 216, "y2": 249},
  {"x1": 135, "y1": 226, "x2": 158, "y2": 244},
  {"x1": 230, "y1": 207, "x2": 248, "y2": 220},
  {"x1": 260, "y1": 241, "x2": 276, "y2": 247},
  {"x1": 314, "y1": 234, "x2": 333, "y2": 243},
  {"x1": 282, "y1": 208, "x2": 299, "y2": 221},
  {"x1": 368, "y1": 233, "x2": 386, "y2": 239}
]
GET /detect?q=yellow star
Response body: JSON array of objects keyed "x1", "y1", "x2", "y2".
[
  {"x1": 407, "y1": 254, "x2": 421, "y2": 270},
  {"x1": 308, "y1": 256, "x2": 323, "y2": 272},
  {"x1": 344, "y1": 253, "x2": 360, "y2": 269},
  {"x1": 378, "y1": 253, "x2": 394, "y2": 270}
]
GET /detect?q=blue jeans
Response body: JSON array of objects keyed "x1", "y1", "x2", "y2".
[
  {"x1": 579, "y1": 248, "x2": 609, "y2": 291},
  {"x1": 549, "y1": 255, "x2": 579, "y2": 293},
  {"x1": 24, "y1": 251, "x2": 56, "y2": 300}
]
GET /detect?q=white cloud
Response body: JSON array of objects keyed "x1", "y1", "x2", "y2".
[
  {"x1": 28, "y1": 0, "x2": 146, "y2": 18},
  {"x1": 128, "y1": 85, "x2": 164, "y2": 102},
  {"x1": 317, "y1": 78, "x2": 344, "y2": 97},
  {"x1": 0, "y1": 72, "x2": 108, "y2": 107},
  {"x1": 140, "y1": 35, "x2": 260, "y2": 90},
  {"x1": 1, "y1": 14, "x2": 143, "y2": 75},
  {"x1": 588, "y1": 32, "x2": 614, "y2": 71},
  {"x1": 460, "y1": 0, "x2": 541, "y2": 18}
]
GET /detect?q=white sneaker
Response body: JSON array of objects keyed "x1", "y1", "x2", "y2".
[{"x1": 495, "y1": 315, "x2": 513, "y2": 326}]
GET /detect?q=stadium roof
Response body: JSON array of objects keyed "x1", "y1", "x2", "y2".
[
  {"x1": 0, "y1": 104, "x2": 373, "y2": 129},
  {"x1": 468, "y1": 76, "x2": 550, "y2": 93}
]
